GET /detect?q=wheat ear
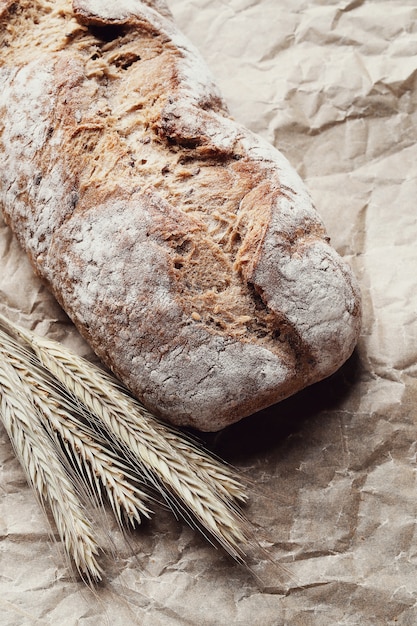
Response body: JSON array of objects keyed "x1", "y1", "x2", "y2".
[
  {"x1": 0, "y1": 350, "x2": 102, "y2": 580},
  {"x1": 150, "y1": 420, "x2": 248, "y2": 504},
  {"x1": 0, "y1": 313, "x2": 250, "y2": 559},
  {"x1": 0, "y1": 330, "x2": 153, "y2": 527}
]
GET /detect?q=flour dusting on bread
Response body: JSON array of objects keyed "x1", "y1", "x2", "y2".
[{"x1": 0, "y1": 0, "x2": 361, "y2": 430}]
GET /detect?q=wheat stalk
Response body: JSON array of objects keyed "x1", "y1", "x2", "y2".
[
  {"x1": 0, "y1": 312, "x2": 251, "y2": 567},
  {"x1": 0, "y1": 350, "x2": 102, "y2": 580}
]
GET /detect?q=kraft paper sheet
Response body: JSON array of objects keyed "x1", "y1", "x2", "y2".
[{"x1": 1, "y1": 1, "x2": 417, "y2": 624}]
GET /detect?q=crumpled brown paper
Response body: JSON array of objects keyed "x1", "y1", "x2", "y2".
[{"x1": 1, "y1": 0, "x2": 417, "y2": 624}]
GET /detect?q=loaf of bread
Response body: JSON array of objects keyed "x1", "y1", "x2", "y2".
[{"x1": 0, "y1": 0, "x2": 361, "y2": 431}]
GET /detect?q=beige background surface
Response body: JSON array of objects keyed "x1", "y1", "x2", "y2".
[{"x1": 1, "y1": 0, "x2": 417, "y2": 624}]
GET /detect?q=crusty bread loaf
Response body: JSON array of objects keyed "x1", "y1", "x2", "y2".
[{"x1": 0, "y1": 0, "x2": 361, "y2": 430}]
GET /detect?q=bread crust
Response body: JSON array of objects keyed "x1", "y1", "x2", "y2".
[{"x1": 0, "y1": 0, "x2": 361, "y2": 430}]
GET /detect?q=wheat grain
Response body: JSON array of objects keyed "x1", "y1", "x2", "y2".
[
  {"x1": 0, "y1": 327, "x2": 153, "y2": 525},
  {"x1": 0, "y1": 351, "x2": 102, "y2": 580},
  {"x1": 150, "y1": 421, "x2": 248, "y2": 503},
  {"x1": 27, "y1": 370, "x2": 151, "y2": 524}
]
